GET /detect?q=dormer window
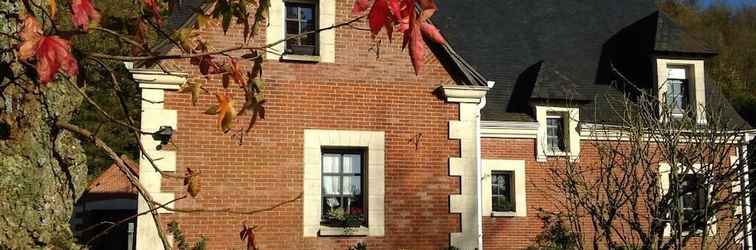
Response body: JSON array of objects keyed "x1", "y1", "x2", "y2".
[
  {"x1": 535, "y1": 106, "x2": 580, "y2": 162},
  {"x1": 655, "y1": 59, "x2": 707, "y2": 124},
  {"x1": 666, "y1": 67, "x2": 689, "y2": 118}
]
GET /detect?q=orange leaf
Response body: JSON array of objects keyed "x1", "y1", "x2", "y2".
[
  {"x1": 71, "y1": 0, "x2": 101, "y2": 31},
  {"x1": 215, "y1": 93, "x2": 237, "y2": 133},
  {"x1": 49, "y1": 0, "x2": 57, "y2": 18},
  {"x1": 184, "y1": 168, "x2": 201, "y2": 198}
]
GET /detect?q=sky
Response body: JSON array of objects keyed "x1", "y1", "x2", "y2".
[{"x1": 700, "y1": 0, "x2": 756, "y2": 7}]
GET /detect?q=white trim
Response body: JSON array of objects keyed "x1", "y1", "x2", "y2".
[
  {"x1": 266, "y1": 0, "x2": 336, "y2": 63},
  {"x1": 480, "y1": 121, "x2": 539, "y2": 139},
  {"x1": 482, "y1": 160, "x2": 526, "y2": 217},
  {"x1": 302, "y1": 130, "x2": 385, "y2": 237},
  {"x1": 535, "y1": 106, "x2": 580, "y2": 162},
  {"x1": 655, "y1": 58, "x2": 707, "y2": 125},
  {"x1": 439, "y1": 85, "x2": 489, "y2": 103},
  {"x1": 129, "y1": 69, "x2": 187, "y2": 90}
]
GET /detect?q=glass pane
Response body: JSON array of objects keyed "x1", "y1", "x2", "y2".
[
  {"x1": 286, "y1": 20, "x2": 300, "y2": 36},
  {"x1": 343, "y1": 176, "x2": 361, "y2": 195},
  {"x1": 300, "y1": 6, "x2": 314, "y2": 24},
  {"x1": 322, "y1": 154, "x2": 340, "y2": 173},
  {"x1": 492, "y1": 196, "x2": 514, "y2": 212},
  {"x1": 286, "y1": 5, "x2": 298, "y2": 19},
  {"x1": 323, "y1": 176, "x2": 340, "y2": 195},
  {"x1": 343, "y1": 154, "x2": 361, "y2": 174}
]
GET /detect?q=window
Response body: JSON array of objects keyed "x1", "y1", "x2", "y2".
[
  {"x1": 666, "y1": 67, "x2": 689, "y2": 117},
  {"x1": 285, "y1": 1, "x2": 317, "y2": 56},
  {"x1": 491, "y1": 171, "x2": 515, "y2": 212},
  {"x1": 321, "y1": 150, "x2": 366, "y2": 228},
  {"x1": 546, "y1": 115, "x2": 566, "y2": 152},
  {"x1": 677, "y1": 174, "x2": 707, "y2": 233}
]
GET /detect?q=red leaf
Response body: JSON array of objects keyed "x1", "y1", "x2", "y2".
[
  {"x1": 420, "y1": 22, "x2": 444, "y2": 44},
  {"x1": 37, "y1": 36, "x2": 79, "y2": 82},
  {"x1": 70, "y1": 0, "x2": 101, "y2": 31},
  {"x1": 351, "y1": 0, "x2": 369, "y2": 15},
  {"x1": 407, "y1": 21, "x2": 424, "y2": 75},
  {"x1": 190, "y1": 55, "x2": 219, "y2": 75},
  {"x1": 388, "y1": 0, "x2": 401, "y2": 20},
  {"x1": 144, "y1": 0, "x2": 162, "y2": 25},
  {"x1": 239, "y1": 224, "x2": 257, "y2": 250},
  {"x1": 367, "y1": 0, "x2": 389, "y2": 34},
  {"x1": 417, "y1": 0, "x2": 437, "y2": 23},
  {"x1": 18, "y1": 16, "x2": 42, "y2": 61}
]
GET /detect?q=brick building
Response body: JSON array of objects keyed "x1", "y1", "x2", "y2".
[{"x1": 127, "y1": 0, "x2": 754, "y2": 249}]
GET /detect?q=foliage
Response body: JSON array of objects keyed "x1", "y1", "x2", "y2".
[
  {"x1": 325, "y1": 207, "x2": 366, "y2": 228},
  {"x1": 526, "y1": 211, "x2": 579, "y2": 250},
  {"x1": 168, "y1": 221, "x2": 207, "y2": 250},
  {"x1": 348, "y1": 242, "x2": 367, "y2": 250},
  {"x1": 239, "y1": 223, "x2": 257, "y2": 250}
]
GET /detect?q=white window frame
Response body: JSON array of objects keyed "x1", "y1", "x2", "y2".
[
  {"x1": 535, "y1": 106, "x2": 580, "y2": 162},
  {"x1": 267, "y1": 0, "x2": 335, "y2": 63},
  {"x1": 303, "y1": 130, "x2": 384, "y2": 237},
  {"x1": 482, "y1": 159, "x2": 526, "y2": 217},
  {"x1": 658, "y1": 162, "x2": 717, "y2": 237},
  {"x1": 655, "y1": 58, "x2": 707, "y2": 124}
]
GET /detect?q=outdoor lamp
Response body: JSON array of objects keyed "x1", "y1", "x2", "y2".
[{"x1": 152, "y1": 126, "x2": 173, "y2": 150}]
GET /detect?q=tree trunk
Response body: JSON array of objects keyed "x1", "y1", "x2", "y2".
[{"x1": 0, "y1": 0, "x2": 88, "y2": 248}]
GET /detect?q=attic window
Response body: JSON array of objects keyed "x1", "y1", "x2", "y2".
[{"x1": 666, "y1": 67, "x2": 689, "y2": 118}]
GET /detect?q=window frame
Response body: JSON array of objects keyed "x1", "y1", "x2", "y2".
[
  {"x1": 283, "y1": 0, "x2": 319, "y2": 56},
  {"x1": 546, "y1": 115, "x2": 566, "y2": 153},
  {"x1": 320, "y1": 148, "x2": 367, "y2": 227},
  {"x1": 666, "y1": 66, "x2": 690, "y2": 118}
]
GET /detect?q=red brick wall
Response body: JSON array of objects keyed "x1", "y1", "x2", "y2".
[{"x1": 154, "y1": 0, "x2": 463, "y2": 249}]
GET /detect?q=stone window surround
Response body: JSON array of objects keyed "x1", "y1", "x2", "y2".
[
  {"x1": 303, "y1": 129, "x2": 385, "y2": 237},
  {"x1": 655, "y1": 58, "x2": 707, "y2": 125},
  {"x1": 535, "y1": 106, "x2": 580, "y2": 162},
  {"x1": 658, "y1": 162, "x2": 717, "y2": 237},
  {"x1": 267, "y1": 0, "x2": 335, "y2": 63},
  {"x1": 482, "y1": 159, "x2": 527, "y2": 217}
]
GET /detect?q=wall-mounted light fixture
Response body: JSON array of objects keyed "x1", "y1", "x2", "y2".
[{"x1": 152, "y1": 126, "x2": 173, "y2": 150}]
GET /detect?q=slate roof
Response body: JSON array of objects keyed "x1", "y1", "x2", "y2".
[{"x1": 432, "y1": 0, "x2": 748, "y2": 128}]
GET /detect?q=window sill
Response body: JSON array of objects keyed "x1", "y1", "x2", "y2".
[
  {"x1": 545, "y1": 150, "x2": 570, "y2": 157},
  {"x1": 281, "y1": 54, "x2": 320, "y2": 63},
  {"x1": 318, "y1": 226, "x2": 369, "y2": 237},
  {"x1": 492, "y1": 211, "x2": 517, "y2": 217}
]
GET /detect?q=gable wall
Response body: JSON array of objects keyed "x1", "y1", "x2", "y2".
[{"x1": 149, "y1": 0, "x2": 466, "y2": 249}]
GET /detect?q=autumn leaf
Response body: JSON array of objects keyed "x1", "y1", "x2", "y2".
[
  {"x1": 71, "y1": 0, "x2": 101, "y2": 31},
  {"x1": 351, "y1": 0, "x2": 369, "y2": 16},
  {"x1": 239, "y1": 224, "x2": 257, "y2": 250},
  {"x1": 49, "y1": 0, "x2": 57, "y2": 18},
  {"x1": 18, "y1": 16, "x2": 78, "y2": 84},
  {"x1": 184, "y1": 168, "x2": 201, "y2": 198},
  {"x1": 406, "y1": 22, "x2": 424, "y2": 74},
  {"x1": 367, "y1": 0, "x2": 390, "y2": 35},
  {"x1": 215, "y1": 93, "x2": 237, "y2": 133},
  {"x1": 223, "y1": 58, "x2": 245, "y2": 88},
  {"x1": 179, "y1": 81, "x2": 202, "y2": 105},
  {"x1": 172, "y1": 28, "x2": 199, "y2": 53},
  {"x1": 420, "y1": 22, "x2": 444, "y2": 44},
  {"x1": 144, "y1": 0, "x2": 163, "y2": 25}
]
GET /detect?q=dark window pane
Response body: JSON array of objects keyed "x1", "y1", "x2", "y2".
[
  {"x1": 492, "y1": 172, "x2": 514, "y2": 212},
  {"x1": 286, "y1": 5, "x2": 298, "y2": 18}
]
